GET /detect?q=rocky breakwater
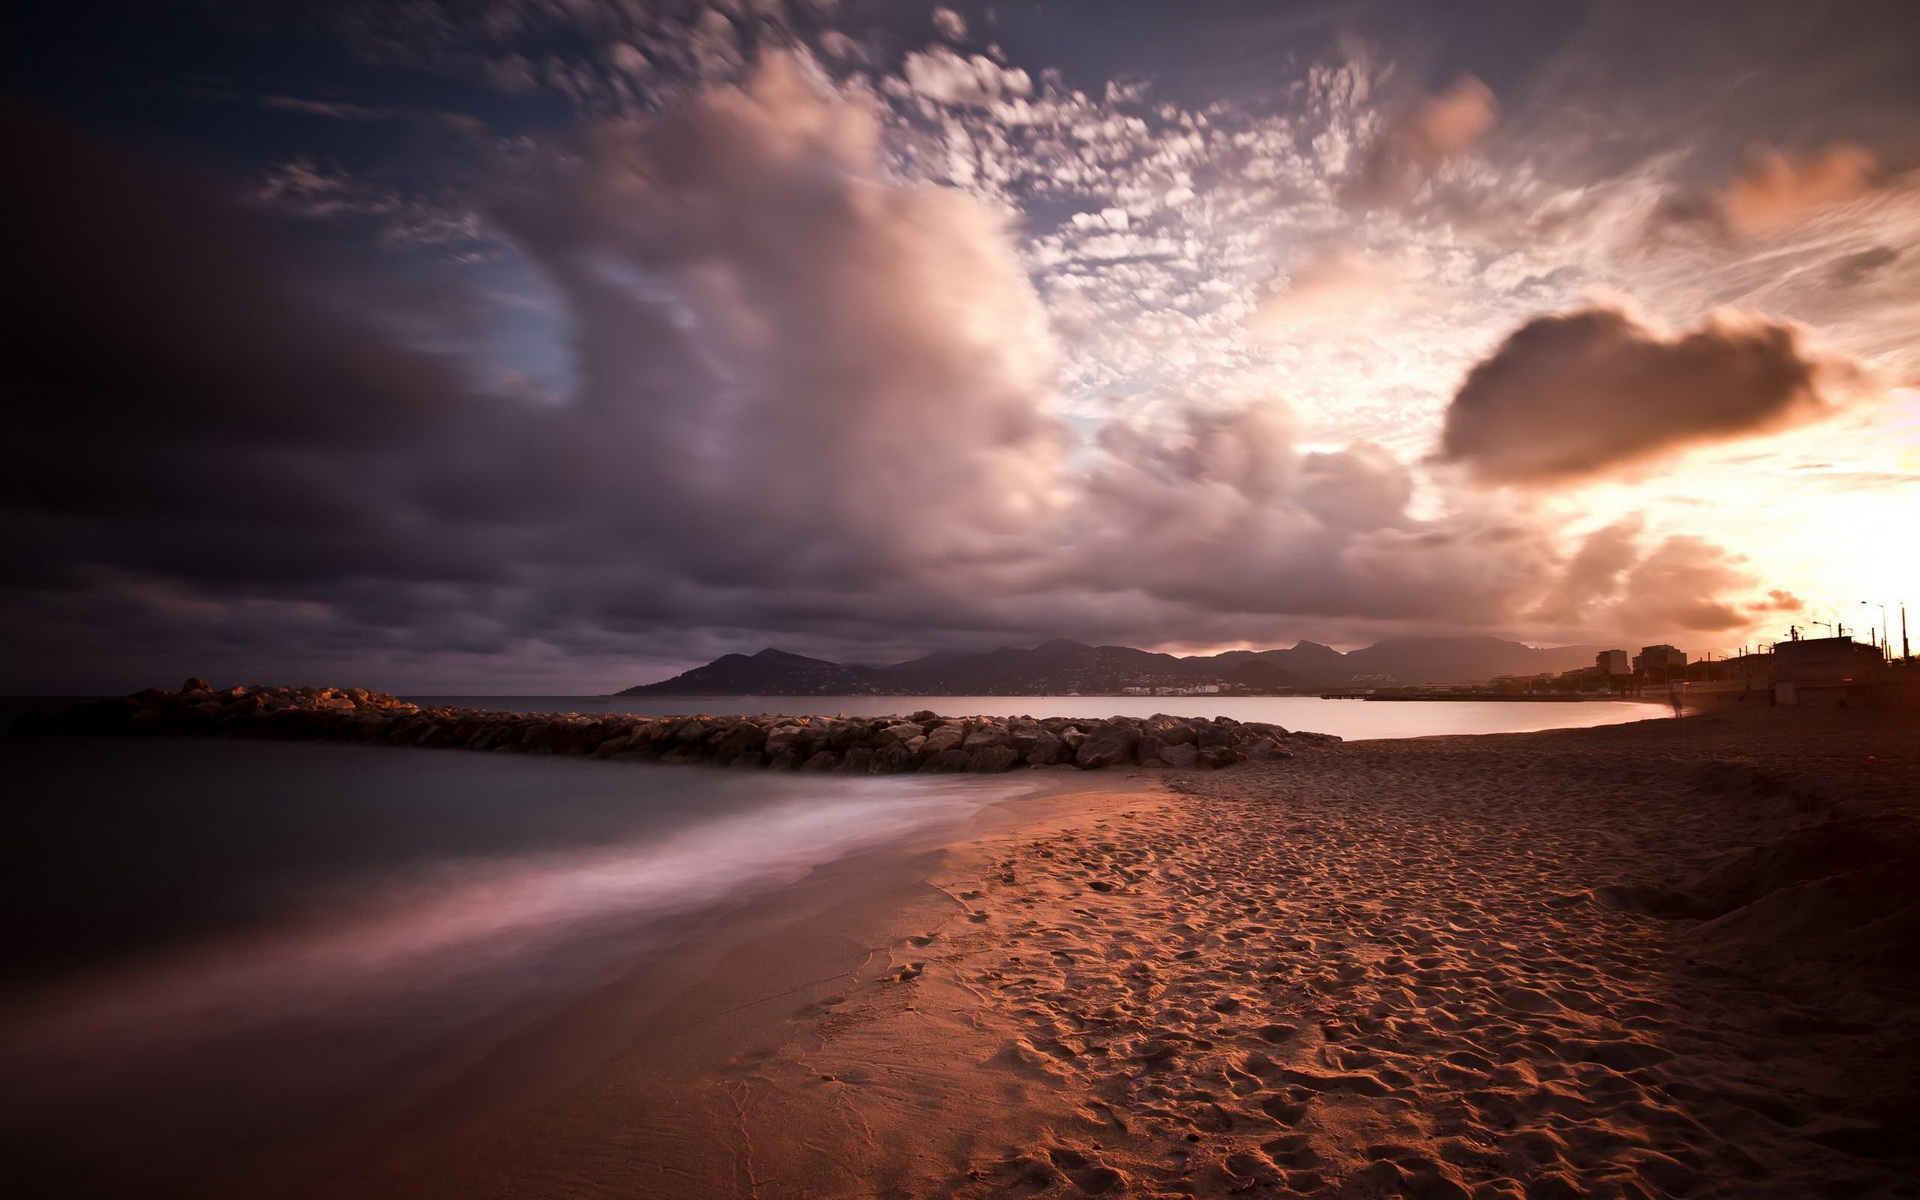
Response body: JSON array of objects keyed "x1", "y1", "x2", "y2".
[{"x1": 14, "y1": 680, "x2": 1338, "y2": 773}]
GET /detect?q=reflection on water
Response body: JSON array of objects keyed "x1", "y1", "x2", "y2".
[{"x1": 0, "y1": 737, "x2": 1027, "y2": 1196}]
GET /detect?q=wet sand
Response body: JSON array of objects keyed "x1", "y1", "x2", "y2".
[{"x1": 302, "y1": 709, "x2": 1917, "y2": 1198}]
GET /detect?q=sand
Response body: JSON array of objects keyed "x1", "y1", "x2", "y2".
[{"x1": 297, "y1": 708, "x2": 1917, "y2": 1199}]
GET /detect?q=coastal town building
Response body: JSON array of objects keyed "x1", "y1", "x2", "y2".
[{"x1": 1632, "y1": 645, "x2": 1688, "y2": 682}]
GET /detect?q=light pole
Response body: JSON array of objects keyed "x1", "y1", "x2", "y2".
[{"x1": 1861, "y1": 601, "x2": 1887, "y2": 657}]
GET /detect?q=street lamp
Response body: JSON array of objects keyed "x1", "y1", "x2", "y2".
[{"x1": 1861, "y1": 601, "x2": 1887, "y2": 656}]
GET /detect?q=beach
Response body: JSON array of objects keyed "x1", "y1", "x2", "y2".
[{"x1": 268, "y1": 706, "x2": 1919, "y2": 1200}]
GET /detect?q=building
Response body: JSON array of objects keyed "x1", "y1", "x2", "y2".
[
  {"x1": 1633, "y1": 644, "x2": 1687, "y2": 682},
  {"x1": 1595, "y1": 650, "x2": 1629, "y2": 675},
  {"x1": 1676, "y1": 634, "x2": 1911, "y2": 709},
  {"x1": 1770, "y1": 636, "x2": 1884, "y2": 707}
]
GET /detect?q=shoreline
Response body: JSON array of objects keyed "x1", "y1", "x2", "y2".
[
  {"x1": 284, "y1": 770, "x2": 1167, "y2": 1199},
  {"x1": 8, "y1": 708, "x2": 1913, "y2": 1197},
  {"x1": 274, "y1": 709, "x2": 1916, "y2": 1197}
]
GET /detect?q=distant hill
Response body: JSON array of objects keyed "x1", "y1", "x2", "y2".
[
  {"x1": 1337, "y1": 636, "x2": 1604, "y2": 686},
  {"x1": 619, "y1": 636, "x2": 1605, "y2": 696},
  {"x1": 625, "y1": 648, "x2": 884, "y2": 696}
]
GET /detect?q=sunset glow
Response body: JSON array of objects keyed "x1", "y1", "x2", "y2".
[{"x1": 5, "y1": 0, "x2": 1917, "y2": 691}]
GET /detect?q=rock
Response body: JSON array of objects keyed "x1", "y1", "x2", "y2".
[
  {"x1": 181, "y1": 677, "x2": 213, "y2": 694},
  {"x1": 1243, "y1": 737, "x2": 1292, "y2": 761},
  {"x1": 1141, "y1": 714, "x2": 1197, "y2": 745},
  {"x1": 969, "y1": 746, "x2": 1020, "y2": 772},
  {"x1": 841, "y1": 745, "x2": 875, "y2": 774},
  {"x1": 877, "y1": 722, "x2": 923, "y2": 745},
  {"x1": 591, "y1": 734, "x2": 634, "y2": 758},
  {"x1": 920, "y1": 748, "x2": 973, "y2": 773},
  {"x1": 1160, "y1": 741, "x2": 1200, "y2": 768},
  {"x1": 903, "y1": 735, "x2": 928, "y2": 754},
  {"x1": 1197, "y1": 744, "x2": 1239, "y2": 769},
  {"x1": 872, "y1": 743, "x2": 917, "y2": 773},
  {"x1": 1076, "y1": 724, "x2": 1139, "y2": 769},
  {"x1": 963, "y1": 725, "x2": 1014, "y2": 751},
  {"x1": 713, "y1": 723, "x2": 770, "y2": 762},
  {"x1": 1025, "y1": 734, "x2": 1071, "y2": 766},
  {"x1": 765, "y1": 723, "x2": 818, "y2": 759},
  {"x1": 799, "y1": 750, "x2": 840, "y2": 772},
  {"x1": 922, "y1": 723, "x2": 967, "y2": 754},
  {"x1": 1197, "y1": 722, "x2": 1234, "y2": 749},
  {"x1": 1135, "y1": 736, "x2": 1168, "y2": 765},
  {"x1": 768, "y1": 750, "x2": 803, "y2": 771}
]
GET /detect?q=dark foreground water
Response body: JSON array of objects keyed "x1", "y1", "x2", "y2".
[{"x1": 0, "y1": 736, "x2": 1031, "y2": 1196}]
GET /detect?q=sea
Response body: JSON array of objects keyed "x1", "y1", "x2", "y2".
[
  {"x1": 0, "y1": 694, "x2": 1655, "y2": 1193},
  {"x1": 404, "y1": 693, "x2": 1658, "y2": 741}
]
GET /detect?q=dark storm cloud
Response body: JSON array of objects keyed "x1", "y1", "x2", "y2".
[
  {"x1": 0, "y1": 103, "x2": 509, "y2": 591},
  {"x1": 0, "y1": 66, "x2": 1782, "y2": 692},
  {"x1": 1436, "y1": 304, "x2": 1864, "y2": 487}
]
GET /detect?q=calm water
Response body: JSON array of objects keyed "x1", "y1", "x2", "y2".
[
  {"x1": 0, "y1": 695, "x2": 1657, "y2": 1192},
  {"x1": 0, "y1": 735, "x2": 1032, "y2": 1195},
  {"x1": 407, "y1": 694, "x2": 1662, "y2": 741}
]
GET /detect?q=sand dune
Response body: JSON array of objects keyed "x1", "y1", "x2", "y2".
[{"x1": 317, "y1": 709, "x2": 1918, "y2": 1199}]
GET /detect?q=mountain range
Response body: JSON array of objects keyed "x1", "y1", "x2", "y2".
[{"x1": 618, "y1": 636, "x2": 1609, "y2": 696}]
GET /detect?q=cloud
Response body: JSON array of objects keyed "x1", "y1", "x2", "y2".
[
  {"x1": 932, "y1": 7, "x2": 967, "y2": 41},
  {"x1": 1829, "y1": 245, "x2": 1901, "y2": 286},
  {"x1": 899, "y1": 47, "x2": 1032, "y2": 107},
  {"x1": 1252, "y1": 247, "x2": 1400, "y2": 330},
  {"x1": 0, "y1": 72, "x2": 1787, "y2": 691},
  {"x1": 1719, "y1": 144, "x2": 1876, "y2": 234},
  {"x1": 1530, "y1": 520, "x2": 1799, "y2": 634},
  {"x1": 492, "y1": 54, "x2": 1068, "y2": 589},
  {"x1": 1342, "y1": 75, "x2": 1497, "y2": 206},
  {"x1": 1436, "y1": 302, "x2": 1865, "y2": 487}
]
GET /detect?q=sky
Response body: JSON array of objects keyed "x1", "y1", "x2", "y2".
[{"x1": 3, "y1": 0, "x2": 1917, "y2": 693}]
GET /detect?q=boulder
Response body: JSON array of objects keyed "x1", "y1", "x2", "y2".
[
  {"x1": 1141, "y1": 714, "x2": 1197, "y2": 745},
  {"x1": 877, "y1": 721, "x2": 923, "y2": 746},
  {"x1": 872, "y1": 743, "x2": 917, "y2": 773},
  {"x1": 922, "y1": 723, "x2": 967, "y2": 754},
  {"x1": 920, "y1": 748, "x2": 973, "y2": 773},
  {"x1": 1197, "y1": 722, "x2": 1234, "y2": 749},
  {"x1": 969, "y1": 746, "x2": 1020, "y2": 772},
  {"x1": 1076, "y1": 724, "x2": 1138, "y2": 769},
  {"x1": 1025, "y1": 734, "x2": 1071, "y2": 766},
  {"x1": 1160, "y1": 741, "x2": 1201, "y2": 768},
  {"x1": 799, "y1": 750, "x2": 840, "y2": 772},
  {"x1": 963, "y1": 725, "x2": 1014, "y2": 751},
  {"x1": 1243, "y1": 737, "x2": 1291, "y2": 761},
  {"x1": 1135, "y1": 736, "x2": 1168, "y2": 765},
  {"x1": 765, "y1": 723, "x2": 817, "y2": 759},
  {"x1": 181, "y1": 677, "x2": 213, "y2": 694},
  {"x1": 713, "y1": 723, "x2": 770, "y2": 762},
  {"x1": 590, "y1": 734, "x2": 634, "y2": 758},
  {"x1": 841, "y1": 746, "x2": 875, "y2": 774},
  {"x1": 1197, "y1": 745, "x2": 1239, "y2": 769}
]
